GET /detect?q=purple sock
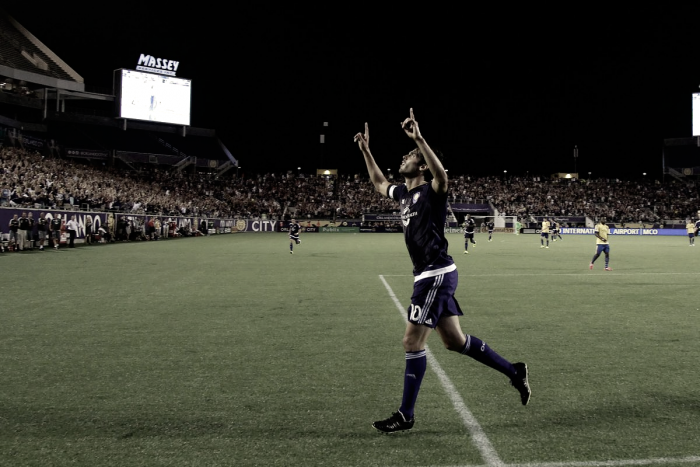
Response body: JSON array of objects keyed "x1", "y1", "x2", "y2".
[
  {"x1": 460, "y1": 335, "x2": 515, "y2": 378},
  {"x1": 399, "y1": 350, "x2": 426, "y2": 419}
]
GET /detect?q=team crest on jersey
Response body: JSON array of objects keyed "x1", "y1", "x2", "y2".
[{"x1": 412, "y1": 192, "x2": 421, "y2": 205}]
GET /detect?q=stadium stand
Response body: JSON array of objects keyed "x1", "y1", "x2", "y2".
[{"x1": 0, "y1": 8, "x2": 697, "y2": 230}]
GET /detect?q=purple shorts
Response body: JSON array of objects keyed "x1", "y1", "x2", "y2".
[{"x1": 407, "y1": 267, "x2": 463, "y2": 328}]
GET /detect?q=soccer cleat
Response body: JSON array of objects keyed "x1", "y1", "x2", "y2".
[
  {"x1": 511, "y1": 362, "x2": 531, "y2": 406},
  {"x1": 372, "y1": 411, "x2": 415, "y2": 433},
  {"x1": 290, "y1": 250, "x2": 293, "y2": 254},
  {"x1": 545, "y1": 246, "x2": 549, "y2": 249},
  {"x1": 488, "y1": 239, "x2": 492, "y2": 242},
  {"x1": 540, "y1": 245, "x2": 545, "y2": 248},
  {"x1": 589, "y1": 263, "x2": 594, "y2": 270},
  {"x1": 605, "y1": 267, "x2": 612, "y2": 271},
  {"x1": 464, "y1": 250, "x2": 469, "y2": 254}
]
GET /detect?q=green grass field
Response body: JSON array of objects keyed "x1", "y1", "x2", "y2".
[{"x1": 1, "y1": 232, "x2": 699, "y2": 467}]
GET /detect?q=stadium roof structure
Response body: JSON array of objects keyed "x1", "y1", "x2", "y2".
[
  {"x1": 0, "y1": 9, "x2": 237, "y2": 172},
  {"x1": 0, "y1": 8, "x2": 83, "y2": 91}
]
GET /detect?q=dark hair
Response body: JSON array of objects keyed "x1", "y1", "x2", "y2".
[{"x1": 415, "y1": 148, "x2": 444, "y2": 181}]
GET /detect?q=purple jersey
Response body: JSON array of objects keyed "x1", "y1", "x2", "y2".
[
  {"x1": 289, "y1": 222, "x2": 301, "y2": 239},
  {"x1": 388, "y1": 182, "x2": 454, "y2": 276}
]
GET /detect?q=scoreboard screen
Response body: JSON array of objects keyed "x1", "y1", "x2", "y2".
[
  {"x1": 116, "y1": 69, "x2": 191, "y2": 126},
  {"x1": 692, "y1": 93, "x2": 700, "y2": 136}
]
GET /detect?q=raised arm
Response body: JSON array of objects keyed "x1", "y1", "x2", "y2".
[
  {"x1": 354, "y1": 122, "x2": 391, "y2": 196},
  {"x1": 401, "y1": 108, "x2": 448, "y2": 195}
]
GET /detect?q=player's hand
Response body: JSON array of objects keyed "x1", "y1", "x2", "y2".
[
  {"x1": 401, "y1": 108, "x2": 423, "y2": 141},
  {"x1": 353, "y1": 123, "x2": 369, "y2": 151}
]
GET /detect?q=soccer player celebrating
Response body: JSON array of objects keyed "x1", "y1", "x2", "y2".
[
  {"x1": 590, "y1": 217, "x2": 612, "y2": 270},
  {"x1": 288, "y1": 218, "x2": 301, "y2": 254},
  {"x1": 463, "y1": 214, "x2": 476, "y2": 253},
  {"x1": 354, "y1": 108, "x2": 530, "y2": 434},
  {"x1": 486, "y1": 219, "x2": 495, "y2": 242},
  {"x1": 540, "y1": 217, "x2": 550, "y2": 248}
]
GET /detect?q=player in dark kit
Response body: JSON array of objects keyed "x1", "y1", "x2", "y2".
[
  {"x1": 552, "y1": 219, "x2": 563, "y2": 241},
  {"x1": 486, "y1": 220, "x2": 495, "y2": 242},
  {"x1": 355, "y1": 109, "x2": 530, "y2": 434},
  {"x1": 463, "y1": 214, "x2": 476, "y2": 254},
  {"x1": 288, "y1": 218, "x2": 301, "y2": 254}
]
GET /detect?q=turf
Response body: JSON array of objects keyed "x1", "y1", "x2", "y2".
[{"x1": 1, "y1": 232, "x2": 698, "y2": 466}]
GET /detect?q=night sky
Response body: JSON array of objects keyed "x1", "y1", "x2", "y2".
[{"x1": 6, "y1": 5, "x2": 700, "y2": 179}]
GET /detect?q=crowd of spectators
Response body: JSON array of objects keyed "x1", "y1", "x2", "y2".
[
  {"x1": 450, "y1": 175, "x2": 699, "y2": 223},
  {"x1": 0, "y1": 79, "x2": 36, "y2": 97},
  {"x1": 1, "y1": 146, "x2": 698, "y2": 224}
]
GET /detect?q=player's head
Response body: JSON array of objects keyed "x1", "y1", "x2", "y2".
[
  {"x1": 399, "y1": 148, "x2": 443, "y2": 181},
  {"x1": 599, "y1": 217, "x2": 607, "y2": 224},
  {"x1": 399, "y1": 148, "x2": 425, "y2": 177},
  {"x1": 291, "y1": 218, "x2": 296, "y2": 223}
]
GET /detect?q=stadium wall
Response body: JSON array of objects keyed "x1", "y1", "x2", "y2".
[
  {"x1": 522, "y1": 227, "x2": 687, "y2": 236},
  {"x1": 0, "y1": 209, "x2": 369, "y2": 240}
]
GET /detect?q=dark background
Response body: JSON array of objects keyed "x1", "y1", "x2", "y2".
[{"x1": 6, "y1": 5, "x2": 700, "y2": 178}]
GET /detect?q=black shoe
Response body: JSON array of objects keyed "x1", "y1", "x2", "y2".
[
  {"x1": 511, "y1": 362, "x2": 531, "y2": 406},
  {"x1": 372, "y1": 411, "x2": 414, "y2": 433}
]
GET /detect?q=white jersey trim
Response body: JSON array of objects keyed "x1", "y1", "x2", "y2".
[
  {"x1": 388, "y1": 185, "x2": 396, "y2": 199},
  {"x1": 414, "y1": 263, "x2": 457, "y2": 282}
]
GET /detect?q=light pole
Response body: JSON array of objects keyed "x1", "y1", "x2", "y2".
[{"x1": 574, "y1": 145, "x2": 578, "y2": 174}]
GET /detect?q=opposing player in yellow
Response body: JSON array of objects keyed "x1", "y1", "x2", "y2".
[
  {"x1": 686, "y1": 219, "x2": 695, "y2": 246},
  {"x1": 540, "y1": 218, "x2": 550, "y2": 248},
  {"x1": 589, "y1": 217, "x2": 612, "y2": 270}
]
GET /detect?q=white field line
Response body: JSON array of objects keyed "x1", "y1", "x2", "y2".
[
  {"x1": 380, "y1": 274, "x2": 700, "y2": 467},
  {"x1": 379, "y1": 274, "x2": 505, "y2": 467}
]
